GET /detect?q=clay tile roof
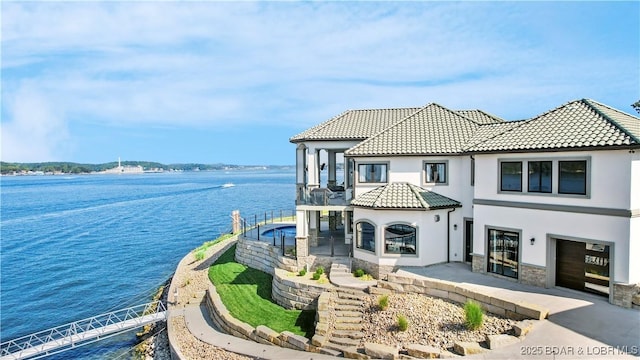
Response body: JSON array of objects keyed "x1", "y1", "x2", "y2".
[
  {"x1": 289, "y1": 108, "x2": 421, "y2": 142},
  {"x1": 456, "y1": 110, "x2": 505, "y2": 124},
  {"x1": 465, "y1": 99, "x2": 640, "y2": 152},
  {"x1": 351, "y1": 182, "x2": 461, "y2": 210},
  {"x1": 345, "y1": 103, "x2": 479, "y2": 156}
]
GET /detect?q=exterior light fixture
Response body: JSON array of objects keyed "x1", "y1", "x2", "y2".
[
  {"x1": 434, "y1": 215, "x2": 440, "y2": 222},
  {"x1": 530, "y1": 237, "x2": 535, "y2": 245},
  {"x1": 453, "y1": 224, "x2": 458, "y2": 230}
]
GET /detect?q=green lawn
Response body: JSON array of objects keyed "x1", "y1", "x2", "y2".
[{"x1": 208, "y1": 245, "x2": 315, "y2": 337}]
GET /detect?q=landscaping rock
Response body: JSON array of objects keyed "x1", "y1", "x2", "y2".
[
  {"x1": 453, "y1": 341, "x2": 486, "y2": 356},
  {"x1": 364, "y1": 342, "x2": 398, "y2": 359},
  {"x1": 513, "y1": 319, "x2": 535, "y2": 337},
  {"x1": 406, "y1": 343, "x2": 443, "y2": 358},
  {"x1": 486, "y1": 334, "x2": 520, "y2": 349}
]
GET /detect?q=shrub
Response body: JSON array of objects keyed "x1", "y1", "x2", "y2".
[
  {"x1": 194, "y1": 250, "x2": 206, "y2": 261},
  {"x1": 354, "y1": 269, "x2": 365, "y2": 278},
  {"x1": 464, "y1": 300, "x2": 484, "y2": 330},
  {"x1": 397, "y1": 314, "x2": 408, "y2": 331},
  {"x1": 378, "y1": 295, "x2": 389, "y2": 310},
  {"x1": 312, "y1": 272, "x2": 321, "y2": 280},
  {"x1": 298, "y1": 268, "x2": 307, "y2": 276},
  {"x1": 314, "y1": 266, "x2": 325, "y2": 275}
]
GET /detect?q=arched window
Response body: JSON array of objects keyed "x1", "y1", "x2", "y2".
[
  {"x1": 356, "y1": 221, "x2": 375, "y2": 253},
  {"x1": 384, "y1": 224, "x2": 416, "y2": 255}
]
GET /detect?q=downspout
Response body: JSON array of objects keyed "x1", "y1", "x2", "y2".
[{"x1": 447, "y1": 207, "x2": 457, "y2": 263}]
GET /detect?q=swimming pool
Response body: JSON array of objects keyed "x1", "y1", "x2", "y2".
[{"x1": 261, "y1": 225, "x2": 297, "y2": 238}]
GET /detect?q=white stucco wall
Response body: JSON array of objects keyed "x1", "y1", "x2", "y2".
[
  {"x1": 629, "y1": 217, "x2": 640, "y2": 284},
  {"x1": 631, "y1": 155, "x2": 640, "y2": 210},
  {"x1": 350, "y1": 155, "x2": 473, "y2": 263},
  {"x1": 353, "y1": 207, "x2": 461, "y2": 267},
  {"x1": 474, "y1": 204, "x2": 632, "y2": 283},
  {"x1": 474, "y1": 150, "x2": 633, "y2": 209}
]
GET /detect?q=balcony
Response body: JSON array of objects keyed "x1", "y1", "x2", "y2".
[{"x1": 296, "y1": 186, "x2": 351, "y2": 207}]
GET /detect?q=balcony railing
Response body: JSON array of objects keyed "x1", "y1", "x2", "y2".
[{"x1": 296, "y1": 186, "x2": 351, "y2": 206}]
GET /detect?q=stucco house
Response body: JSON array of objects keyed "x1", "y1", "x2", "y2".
[{"x1": 290, "y1": 99, "x2": 640, "y2": 308}]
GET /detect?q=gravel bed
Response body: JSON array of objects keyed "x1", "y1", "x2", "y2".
[
  {"x1": 361, "y1": 293, "x2": 516, "y2": 351},
  {"x1": 170, "y1": 316, "x2": 255, "y2": 360}
]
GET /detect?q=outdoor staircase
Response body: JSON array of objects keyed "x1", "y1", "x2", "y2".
[{"x1": 320, "y1": 287, "x2": 368, "y2": 358}]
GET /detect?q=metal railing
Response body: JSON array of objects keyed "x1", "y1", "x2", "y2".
[
  {"x1": 0, "y1": 301, "x2": 167, "y2": 360},
  {"x1": 296, "y1": 187, "x2": 350, "y2": 206},
  {"x1": 240, "y1": 209, "x2": 297, "y2": 258}
]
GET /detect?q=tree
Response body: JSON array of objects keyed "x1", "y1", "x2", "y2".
[{"x1": 632, "y1": 100, "x2": 640, "y2": 114}]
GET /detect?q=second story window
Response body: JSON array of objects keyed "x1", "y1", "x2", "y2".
[
  {"x1": 358, "y1": 164, "x2": 387, "y2": 183},
  {"x1": 528, "y1": 161, "x2": 552, "y2": 193},
  {"x1": 500, "y1": 161, "x2": 522, "y2": 192},
  {"x1": 425, "y1": 162, "x2": 447, "y2": 184},
  {"x1": 559, "y1": 160, "x2": 587, "y2": 195}
]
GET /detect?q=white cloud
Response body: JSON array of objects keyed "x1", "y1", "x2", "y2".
[
  {"x1": 1, "y1": 83, "x2": 71, "y2": 162},
  {"x1": 1, "y1": 1, "x2": 638, "y2": 161}
]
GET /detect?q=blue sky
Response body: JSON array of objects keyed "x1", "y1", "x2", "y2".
[{"x1": 2, "y1": 1, "x2": 639, "y2": 165}]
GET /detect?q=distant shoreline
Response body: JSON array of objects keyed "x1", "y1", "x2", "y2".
[{"x1": 0, "y1": 162, "x2": 294, "y2": 176}]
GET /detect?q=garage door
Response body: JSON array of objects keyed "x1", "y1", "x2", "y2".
[{"x1": 556, "y1": 239, "x2": 610, "y2": 297}]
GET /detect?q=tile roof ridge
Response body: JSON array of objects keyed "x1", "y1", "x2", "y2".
[
  {"x1": 462, "y1": 118, "x2": 532, "y2": 152},
  {"x1": 346, "y1": 104, "x2": 433, "y2": 153},
  {"x1": 405, "y1": 182, "x2": 431, "y2": 209},
  {"x1": 429, "y1": 103, "x2": 483, "y2": 126},
  {"x1": 581, "y1": 98, "x2": 640, "y2": 144},
  {"x1": 289, "y1": 109, "x2": 351, "y2": 142},
  {"x1": 456, "y1": 109, "x2": 506, "y2": 124}
]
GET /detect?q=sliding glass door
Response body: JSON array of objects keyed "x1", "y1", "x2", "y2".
[{"x1": 487, "y1": 229, "x2": 519, "y2": 278}]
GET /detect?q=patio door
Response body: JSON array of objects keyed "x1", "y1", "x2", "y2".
[
  {"x1": 464, "y1": 220, "x2": 473, "y2": 263},
  {"x1": 487, "y1": 228, "x2": 519, "y2": 279}
]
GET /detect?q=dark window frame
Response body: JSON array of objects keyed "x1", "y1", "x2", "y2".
[
  {"x1": 384, "y1": 223, "x2": 417, "y2": 255},
  {"x1": 355, "y1": 221, "x2": 376, "y2": 253},
  {"x1": 558, "y1": 160, "x2": 587, "y2": 195},
  {"x1": 357, "y1": 163, "x2": 388, "y2": 184},
  {"x1": 528, "y1": 161, "x2": 553, "y2": 193},
  {"x1": 500, "y1": 161, "x2": 522, "y2": 192},
  {"x1": 424, "y1": 161, "x2": 448, "y2": 184},
  {"x1": 487, "y1": 228, "x2": 520, "y2": 279}
]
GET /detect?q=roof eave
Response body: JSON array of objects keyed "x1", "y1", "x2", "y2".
[{"x1": 463, "y1": 143, "x2": 640, "y2": 155}]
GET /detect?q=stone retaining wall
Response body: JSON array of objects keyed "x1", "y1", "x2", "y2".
[
  {"x1": 235, "y1": 237, "x2": 298, "y2": 274},
  {"x1": 205, "y1": 284, "x2": 315, "y2": 351},
  {"x1": 379, "y1": 273, "x2": 550, "y2": 321},
  {"x1": 311, "y1": 292, "x2": 331, "y2": 348},
  {"x1": 272, "y1": 268, "x2": 333, "y2": 310},
  {"x1": 167, "y1": 236, "x2": 239, "y2": 360}
]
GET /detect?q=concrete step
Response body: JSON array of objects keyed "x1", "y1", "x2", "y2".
[
  {"x1": 328, "y1": 336, "x2": 361, "y2": 347},
  {"x1": 318, "y1": 347, "x2": 342, "y2": 357},
  {"x1": 332, "y1": 330, "x2": 365, "y2": 339},
  {"x1": 325, "y1": 344, "x2": 370, "y2": 360},
  {"x1": 336, "y1": 287, "x2": 366, "y2": 295},
  {"x1": 334, "y1": 310, "x2": 363, "y2": 318},
  {"x1": 335, "y1": 316, "x2": 362, "y2": 324},
  {"x1": 334, "y1": 322, "x2": 364, "y2": 331},
  {"x1": 337, "y1": 292, "x2": 364, "y2": 301},
  {"x1": 335, "y1": 304, "x2": 363, "y2": 312},
  {"x1": 334, "y1": 298, "x2": 362, "y2": 307}
]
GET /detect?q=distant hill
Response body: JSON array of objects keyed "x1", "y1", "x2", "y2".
[{"x1": 0, "y1": 161, "x2": 293, "y2": 175}]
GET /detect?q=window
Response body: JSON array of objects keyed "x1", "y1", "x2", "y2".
[
  {"x1": 487, "y1": 229, "x2": 519, "y2": 279},
  {"x1": 500, "y1": 162, "x2": 522, "y2": 192},
  {"x1": 425, "y1": 162, "x2": 447, "y2": 184},
  {"x1": 559, "y1": 161, "x2": 587, "y2": 195},
  {"x1": 358, "y1": 164, "x2": 387, "y2": 183},
  {"x1": 356, "y1": 221, "x2": 375, "y2": 252},
  {"x1": 384, "y1": 224, "x2": 416, "y2": 255},
  {"x1": 528, "y1": 161, "x2": 552, "y2": 193}
]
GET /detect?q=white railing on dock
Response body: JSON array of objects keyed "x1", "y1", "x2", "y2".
[{"x1": 0, "y1": 301, "x2": 167, "y2": 360}]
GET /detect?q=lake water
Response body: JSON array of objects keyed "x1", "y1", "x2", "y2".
[{"x1": 0, "y1": 170, "x2": 295, "y2": 359}]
